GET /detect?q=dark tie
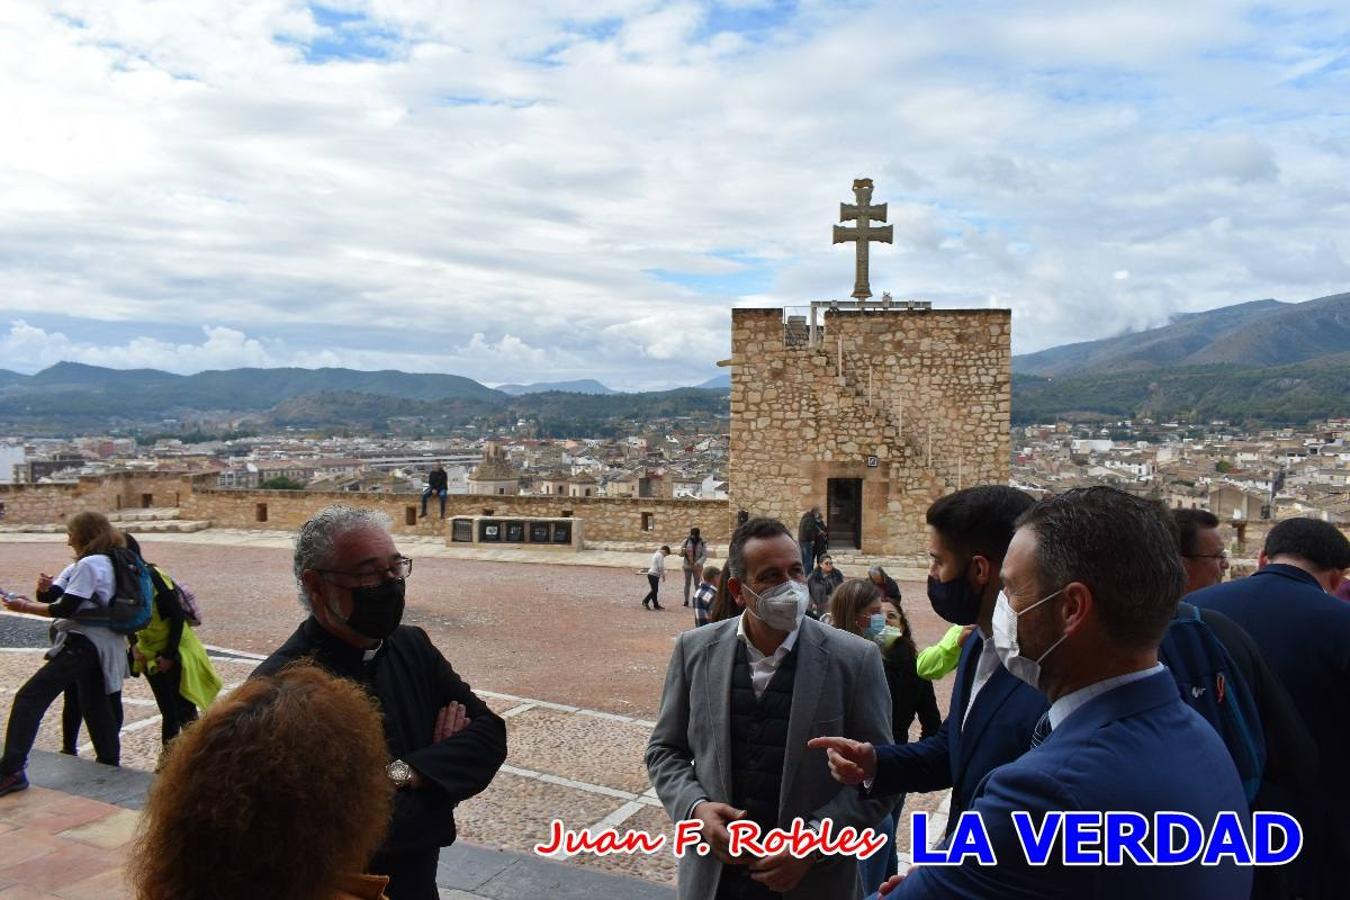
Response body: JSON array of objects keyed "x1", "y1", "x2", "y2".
[{"x1": 1029, "y1": 712, "x2": 1052, "y2": 749}]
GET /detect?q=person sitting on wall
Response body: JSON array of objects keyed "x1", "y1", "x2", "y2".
[{"x1": 420, "y1": 464, "x2": 449, "y2": 519}]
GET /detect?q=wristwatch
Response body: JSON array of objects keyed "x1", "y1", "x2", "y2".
[{"x1": 387, "y1": 759, "x2": 415, "y2": 789}]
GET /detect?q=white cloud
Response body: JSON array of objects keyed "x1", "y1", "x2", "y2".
[
  {"x1": 1, "y1": 321, "x2": 276, "y2": 373},
  {"x1": 0, "y1": 0, "x2": 1347, "y2": 381}
]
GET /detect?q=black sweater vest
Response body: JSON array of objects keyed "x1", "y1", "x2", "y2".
[{"x1": 728, "y1": 639, "x2": 799, "y2": 830}]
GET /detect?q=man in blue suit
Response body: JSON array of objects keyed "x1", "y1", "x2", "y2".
[
  {"x1": 832, "y1": 487, "x2": 1252, "y2": 898},
  {"x1": 810, "y1": 486, "x2": 1046, "y2": 832},
  {"x1": 1189, "y1": 517, "x2": 1350, "y2": 899}
]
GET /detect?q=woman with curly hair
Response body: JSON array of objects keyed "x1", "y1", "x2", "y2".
[
  {"x1": 129, "y1": 663, "x2": 394, "y2": 900},
  {"x1": 1, "y1": 511, "x2": 130, "y2": 795}
]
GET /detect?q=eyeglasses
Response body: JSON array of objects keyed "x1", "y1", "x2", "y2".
[
  {"x1": 315, "y1": 556, "x2": 413, "y2": 586},
  {"x1": 1185, "y1": 552, "x2": 1229, "y2": 562}
]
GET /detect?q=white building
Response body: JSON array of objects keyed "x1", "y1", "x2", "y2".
[{"x1": 0, "y1": 443, "x2": 25, "y2": 484}]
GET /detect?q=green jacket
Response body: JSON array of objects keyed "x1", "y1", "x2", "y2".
[
  {"x1": 915, "y1": 623, "x2": 965, "y2": 681},
  {"x1": 132, "y1": 565, "x2": 222, "y2": 711}
]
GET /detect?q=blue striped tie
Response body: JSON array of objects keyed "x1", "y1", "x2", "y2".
[{"x1": 1030, "y1": 712, "x2": 1052, "y2": 749}]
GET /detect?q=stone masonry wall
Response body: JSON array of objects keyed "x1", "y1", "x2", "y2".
[
  {"x1": 0, "y1": 471, "x2": 200, "y2": 524},
  {"x1": 2, "y1": 472, "x2": 731, "y2": 548},
  {"x1": 183, "y1": 490, "x2": 731, "y2": 546},
  {"x1": 728, "y1": 306, "x2": 1011, "y2": 558}
]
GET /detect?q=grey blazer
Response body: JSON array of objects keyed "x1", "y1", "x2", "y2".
[{"x1": 645, "y1": 615, "x2": 896, "y2": 900}]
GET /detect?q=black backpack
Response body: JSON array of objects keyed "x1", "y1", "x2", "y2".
[{"x1": 77, "y1": 547, "x2": 155, "y2": 634}]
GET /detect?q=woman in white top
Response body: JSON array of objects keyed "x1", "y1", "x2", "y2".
[{"x1": 1, "y1": 512, "x2": 129, "y2": 796}]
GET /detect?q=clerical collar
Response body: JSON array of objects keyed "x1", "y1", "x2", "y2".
[{"x1": 362, "y1": 641, "x2": 383, "y2": 662}]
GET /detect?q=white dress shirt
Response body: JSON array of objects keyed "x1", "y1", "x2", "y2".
[
  {"x1": 1047, "y1": 663, "x2": 1165, "y2": 730},
  {"x1": 962, "y1": 627, "x2": 1003, "y2": 727},
  {"x1": 735, "y1": 612, "x2": 800, "y2": 699},
  {"x1": 649, "y1": 550, "x2": 666, "y2": 577}
]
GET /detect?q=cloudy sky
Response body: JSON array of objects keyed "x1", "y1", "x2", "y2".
[{"x1": 2, "y1": 1, "x2": 1349, "y2": 390}]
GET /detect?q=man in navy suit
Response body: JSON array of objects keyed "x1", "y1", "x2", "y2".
[
  {"x1": 836, "y1": 487, "x2": 1252, "y2": 898},
  {"x1": 1189, "y1": 517, "x2": 1350, "y2": 898},
  {"x1": 810, "y1": 486, "x2": 1046, "y2": 832}
]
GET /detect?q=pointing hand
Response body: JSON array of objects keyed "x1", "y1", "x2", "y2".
[{"x1": 806, "y1": 736, "x2": 878, "y2": 785}]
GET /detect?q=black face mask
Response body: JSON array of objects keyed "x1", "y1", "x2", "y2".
[
  {"x1": 927, "y1": 566, "x2": 983, "y2": 626},
  {"x1": 337, "y1": 577, "x2": 406, "y2": 640}
]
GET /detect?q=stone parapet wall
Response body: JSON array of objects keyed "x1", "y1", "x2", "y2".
[
  {"x1": 1, "y1": 471, "x2": 734, "y2": 548},
  {"x1": 0, "y1": 471, "x2": 201, "y2": 525},
  {"x1": 182, "y1": 488, "x2": 732, "y2": 545},
  {"x1": 728, "y1": 306, "x2": 1011, "y2": 558}
]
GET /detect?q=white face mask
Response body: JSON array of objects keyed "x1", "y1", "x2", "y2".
[
  {"x1": 992, "y1": 587, "x2": 1067, "y2": 690},
  {"x1": 744, "y1": 580, "x2": 809, "y2": 632}
]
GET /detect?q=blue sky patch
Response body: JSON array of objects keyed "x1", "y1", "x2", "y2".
[
  {"x1": 279, "y1": 4, "x2": 403, "y2": 63},
  {"x1": 700, "y1": 1, "x2": 799, "y2": 43},
  {"x1": 648, "y1": 251, "x2": 778, "y2": 296}
]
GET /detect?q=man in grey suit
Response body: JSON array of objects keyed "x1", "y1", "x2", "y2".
[{"x1": 646, "y1": 517, "x2": 896, "y2": 900}]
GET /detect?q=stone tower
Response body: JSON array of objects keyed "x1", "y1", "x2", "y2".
[{"x1": 725, "y1": 181, "x2": 1011, "y2": 559}]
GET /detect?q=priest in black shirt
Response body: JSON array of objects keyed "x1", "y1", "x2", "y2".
[{"x1": 256, "y1": 506, "x2": 507, "y2": 900}]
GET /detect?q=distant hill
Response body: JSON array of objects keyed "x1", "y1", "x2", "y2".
[
  {"x1": 1013, "y1": 365, "x2": 1350, "y2": 425},
  {"x1": 1014, "y1": 293, "x2": 1350, "y2": 377},
  {"x1": 266, "y1": 387, "x2": 726, "y2": 437},
  {"x1": 496, "y1": 379, "x2": 616, "y2": 396},
  {"x1": 1011, "y1": 292, "x2": 1350, "y2": 425},
  {"x1": 696, "y1": 374, "x2": 731, "y2": 390},
  {"x1": 0, "y1": 362, "x2": 728, "y2": 435},
  {"x1": 0, "y1": 362, "x2": 503, "y2": 423}
]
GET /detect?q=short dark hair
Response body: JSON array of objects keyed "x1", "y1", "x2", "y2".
[
  {"x1": 1172, "y1": 509, "x2": 1220, "y2": 557},
  {"x1": 1016, "y1": 487, "x2": 1184, "y2": 649},
  {"x1": 727, "y1": 517, "x2": 792, "y2": 581},
  {"x1": 702, "y1": 565, "x2": 720, "y2": 582},
  {"x1": 660, "y1": 545, "x2": 671, "y2": 554},
  {"x1": 927, "y1": 486, "x2": 1036, "y2": 563},
  {"x1": 1264, "y1": 518, "x2": 1350, "y2": 571}
]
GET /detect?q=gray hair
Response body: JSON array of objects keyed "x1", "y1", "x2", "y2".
[{"x1": 293, "y1": 506, "x2": 392, "y2": 610}]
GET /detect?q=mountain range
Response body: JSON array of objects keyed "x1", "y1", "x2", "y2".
[
  {"x1": 2, "y1": 292, "x2": 1345, "y2": 433},
  {"x1": 496, "y1": 379, "x2": 616, "y2": 396},
  {"x1": 0, "y1": 363, "x2": 728, "y2": 436},
  {"x1": 1011, "y1": 291, "x2": 1350, "y2": 424}
]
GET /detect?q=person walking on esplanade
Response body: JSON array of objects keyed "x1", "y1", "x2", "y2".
[
  {"x1": 643, "y1": 545, "x2": 671, "y2": 611},
  {"x1": 123, "y1": 534, "x2": 222, "y2": 751},
  {"x1": 679, "y1": 527, "x2": 708, "y2": 607},
  {"x1": 797, "y1": 505, "x2": 825, "y2": 573},
  {"x1": 1, "y1": 511, "x2": 129, "y2": 795}
]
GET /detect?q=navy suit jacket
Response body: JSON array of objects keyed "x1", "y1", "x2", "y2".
[
  {"x1": 893, "y1": 671, "x2": 1252, "y2": 899},
  {"x1": 1190, "y1": 564, "x2": 1350, "y2": 877},
  {"x1": 871, "y1": 632, "x2": 1046, "y2": 828}
]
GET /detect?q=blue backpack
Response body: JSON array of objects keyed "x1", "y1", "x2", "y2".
[
  {"x1": 78, "y1": 547, "x2": 155, "y2": 634},
  {"x1": 1159, "y1": 602, "x2": 1267, "y2": 805}
]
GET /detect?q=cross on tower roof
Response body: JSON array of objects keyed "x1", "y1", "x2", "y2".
[{"x1": 832, "y1": 178, "x2": 893, "y2": 299}]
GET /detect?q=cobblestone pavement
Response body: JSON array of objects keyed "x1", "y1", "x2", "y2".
[{"x1": 0, "y1": 534, "x2": 955, "y2": 888}]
